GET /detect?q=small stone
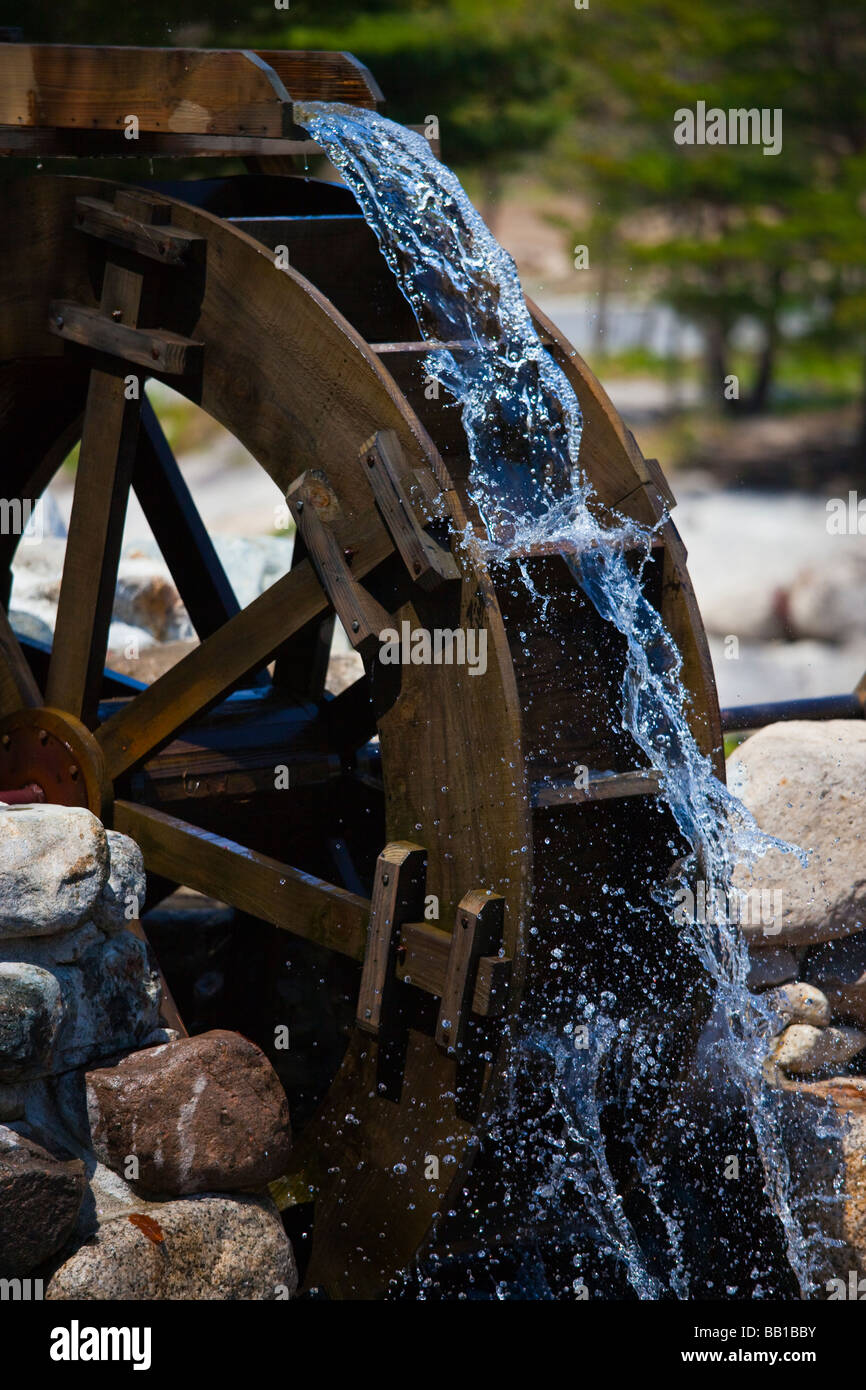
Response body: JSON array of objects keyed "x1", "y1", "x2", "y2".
[
  {"x1": 0, "y1": 963, "x2": 64, "y2": 1081},
  {"x1": 46, "y1": 1193, "x2": 296, "y2": 1300},
  {"x1": 0, "y1": 1124, "x2": 85, "y2": 1276},
  {"x1": 0, "y1": 806, "x2": 109, "y2": 939},
  {"x1": 764, "y1": 982, "x2": 831, "y2": 1030},
  {"x1": 747, "y1": 946, "x2": 798, "y2": 993},
  {"x1": 806, "y1": 934, "x2": 866, "y2": 1027},
  {"x1": 773, "y1": 1023, "x2": 866, "y2": 1076},
  {"x1": 94, "y1": 831, "x2": 146, "y2": 933},
  {"x1": 86, "y1": 1029, "x2": 292, "y2": 1196}
]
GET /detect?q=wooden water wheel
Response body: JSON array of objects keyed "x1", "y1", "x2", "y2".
[{"x1": 0, "y1": 43, "x2": 723, "y2": 1298}]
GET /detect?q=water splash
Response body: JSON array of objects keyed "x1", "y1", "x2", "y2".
[{"x1": 297, "y1": 102, "x2": 822, "y2": 1296}]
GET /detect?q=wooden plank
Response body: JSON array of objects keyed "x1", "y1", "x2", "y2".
[
  {"x1": 255, "y1": 49, "x2": 383, "y2": 108},
  {"x1": 288, "y1": 472, "x2": 392, "y2": 664},
  {"x1": 356, "y1": 842, "x2": 427, "y2": 1036},
  {"x1": 0, "y1": 44, "x2": 295, "y2": 137},
  {"x1": 45, "y1": 260, "x2": 145, "y2": 723},
  {"x1": 532, "y1": 767, "x2": 662, "y2": 808},
  {"x1": 49, "y1": 301, "x2": 202, "y2": 377},
  {"x1": 74, "y1": 195, "x2": 204, "y2": 266},
  {"x1": 97, "y1": 531, "x2": 392, "y2": 779},
  {"x1": 436, "y1": 891, "x2": 504, "y2": 1054},
  {"x1": 397, "y1": 919, "x2": 511, "y2": 1018},
  {"x1": 271, "y1": 532, "x2": 334, "y2": 700},
  {"x1": 0, "y1": 127, "x2": 319, "y2": 158},
  {"x1": 360, "y1": 429, "x2": 460, "y2": 592},
  {"x1": 114, "y1": 800, "x2": 370, "y2": 961},
  {"x1": 0, "y1": 605, "x2": 41, "y2": 718}
]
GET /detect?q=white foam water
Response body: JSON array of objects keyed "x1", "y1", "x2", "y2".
[{"x1": 296, "y1": 101, "x2": 827, "y2": 1298}]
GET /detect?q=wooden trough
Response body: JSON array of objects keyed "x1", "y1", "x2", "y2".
[{"x1": 0, "y1": 43, "x2": 724, "y2": 1297}]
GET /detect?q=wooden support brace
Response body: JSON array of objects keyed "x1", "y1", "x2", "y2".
[
  {"x1": 356, "y1": 842, "x2": 427, "y2": 1036},
  {"x1": 356, "y1": 841, "x2": 427, "y2": 1104},
  {"x1": 74, "y1": 195, "x2": 204, "y2": 266},
  {"x1": 49, "y1": 301, "x2": 203, "y2": 377},
  {"x1": 287, "y1": 470, "x2": 392, "y2": 664},
  {"x1": 360, "y1": 429, "x2": 460, "y2": 592},
  {"x1": 435, "y1": 890, "x2": 505, "y2": 1056},
  {"x1": 397, "y1": 919, "x2": 512, "y2": 1018}
]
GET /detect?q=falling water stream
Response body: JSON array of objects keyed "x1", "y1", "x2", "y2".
[{"x1": 295, "y1": 103, "x2": 831, "y2": 1299}]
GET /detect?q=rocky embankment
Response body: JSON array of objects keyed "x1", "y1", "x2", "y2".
[
  {"x1": 0, "y1": 805, "x2": 296, "y2": 1299},
  {"x1": 731, "y1": 720, "x2": 866, "y2": 1291}
]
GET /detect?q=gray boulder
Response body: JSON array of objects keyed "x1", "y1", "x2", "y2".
[
  {"x1": 0, "y1": 963, "x2": 64, "y2": 1081},
  {"x1": 0, "y1": 806, "x2": 109, "y2": 939},
  {"x1": 94, "y1": 831, "x2": 146, "y2": 933},
  {"x1": 728, "y1": 721, "x2": 866, "y2": 947}
]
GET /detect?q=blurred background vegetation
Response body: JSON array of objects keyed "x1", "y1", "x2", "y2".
[{"x1": 3, "y1": 0, "x2": 865, "y2": 480}]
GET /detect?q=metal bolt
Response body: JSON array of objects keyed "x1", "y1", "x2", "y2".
[
  {"x1": 111, "y1": 308, "x2": 122, "y2": 321},
  {"x1": 55, "y1": 315, "x2": 64, "y2": 329},
  {"x1": 150, "y1": 347, "x2": 160, "y2": 360},
  {"x1": 38, "y1": 730, "x2": 48, "y2": 745},
  {"x1": 461, "y1": 917, "x2": 469, "y2": 929},
  {"x1": 296, "y1": 500, "x2": 304, "y2": 513},
  {"x1": 1, "y1": 734, "x2": 9, "y2": 749},
  {"x1": 382, "y1": 874, "x2": 390, "y2": 886},
  {"x1": 68, "y1": 766, "x2": 79, "y2": 781},
  {"x1": 351, "y1": 620, "x2": 360, "y2": 633}
]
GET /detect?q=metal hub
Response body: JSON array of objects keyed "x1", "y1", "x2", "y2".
[{"x1": 0, "y1": 707, "x2": 107, "y2": 815}]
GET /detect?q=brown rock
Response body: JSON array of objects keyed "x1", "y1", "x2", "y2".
[
  {"x1": 86, "y1": 1030, "x2": 291, "y2": 1196},
  {"x1": 0, "y1": 1124, "x2": 85, "y2": 1275}
]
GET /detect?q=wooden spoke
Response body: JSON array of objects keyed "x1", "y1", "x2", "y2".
[
  {"x1": 0, "y1": 605, "x2": 41, "y2": 717},
  {"x1": 114, "y1": 800, "x2": 370, "y2": 961},
  {"x1": 271, "y1": 532, "x2": 335, "y2": 700},
  {"x1": 134, "y1": 397, "x2": 242, "y2": 641},
  {"x1": 45, "y1": 252, "x2": 146, "y2": 725},
  {"x1": 97, "y1": 530, "x2": 393, "y2": 779}
]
